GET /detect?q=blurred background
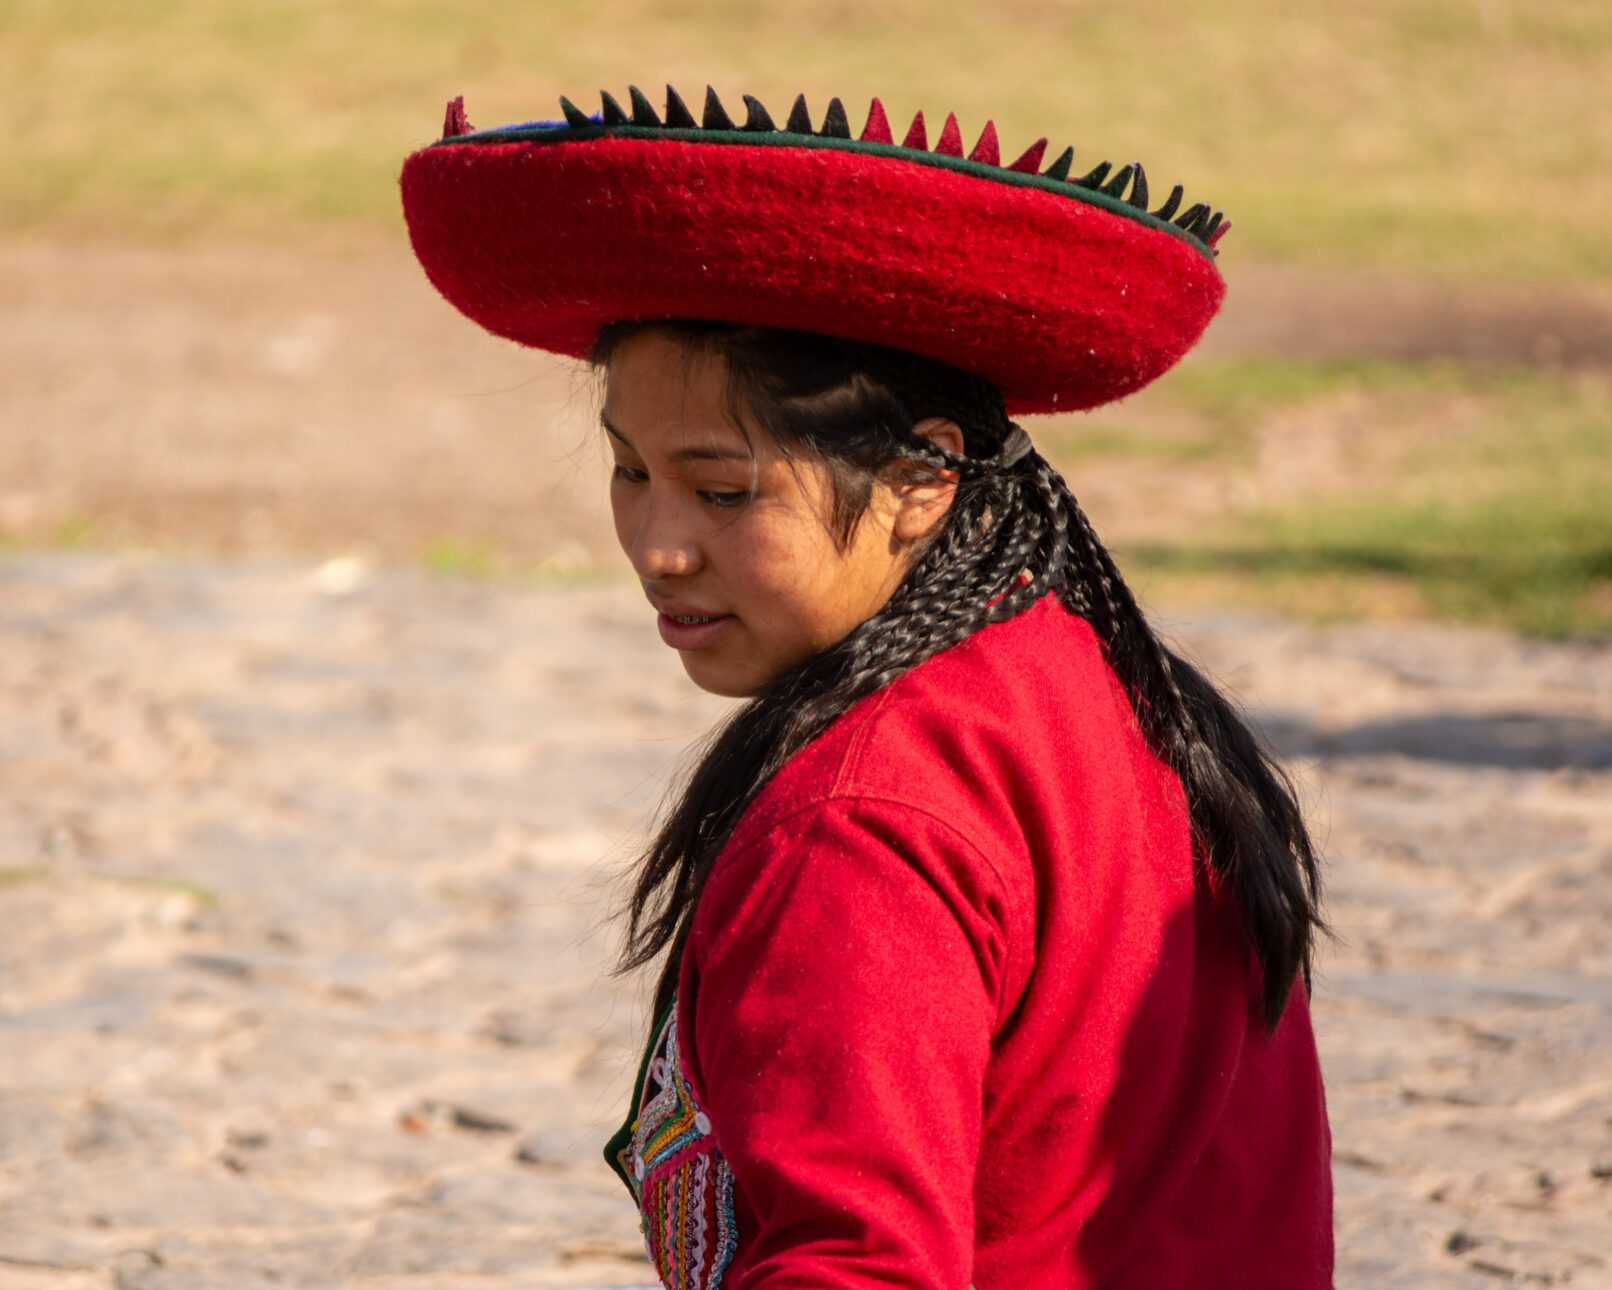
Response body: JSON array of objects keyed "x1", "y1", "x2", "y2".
[
  {"x1": 3, "y1": 0, "x2": 1609, "y2": 634},
  {"x1": 3, "y1": 7, "x2": 1611, "y2": 1289}
]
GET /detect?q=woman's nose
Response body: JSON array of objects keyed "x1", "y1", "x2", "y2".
[{"x1": 620, "y1": 492, "x2": 703, "y2": 581}]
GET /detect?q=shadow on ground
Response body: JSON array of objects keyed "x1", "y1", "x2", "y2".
[{"x1": 1263, "y1": 711, "x2": 1612, "y2": 770}]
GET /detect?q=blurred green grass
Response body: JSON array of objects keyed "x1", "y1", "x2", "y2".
[
  {"x1": 4, "y1": 0, "x2": 1610, "y2": 280},
  {"x1": 1058, "y1": 361, "x2": 1612, "y2": 636}
]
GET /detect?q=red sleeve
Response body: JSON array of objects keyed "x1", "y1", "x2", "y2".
[{"x1": 680, "y1": 796, "x2": 1013, "y2": 1290}]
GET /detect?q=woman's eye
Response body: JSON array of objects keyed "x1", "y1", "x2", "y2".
[
  {"x1": 612, "y1": 464, "x2": 648, "y2": 484},
  {"x1": 698, "y1": 489, "x2": 751, "y2": 509}
]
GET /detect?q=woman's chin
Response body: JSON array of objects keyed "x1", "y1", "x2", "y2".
[
  {"x1": 677, "y1": 649, "x2": 771, "y2": 699},
  {"x1": 677, "y1": 659, "x2": 753, "y2": 698}
]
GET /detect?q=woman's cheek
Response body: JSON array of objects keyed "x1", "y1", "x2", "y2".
[{"x1": 609, "y1": 481, "x2": 641, "y2": 553}]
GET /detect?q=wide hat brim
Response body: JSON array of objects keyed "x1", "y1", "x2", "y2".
[{"x1": 401, "y1": 91, "x2": 1228, "y2": 415}]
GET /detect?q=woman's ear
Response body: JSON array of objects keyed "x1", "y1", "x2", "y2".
[
  {"x1": 910, "y1": 416, "x2": 964, "y2": 458},
  {"x1": 890, "y1": 417, "x2": 964, "y2": 543}
]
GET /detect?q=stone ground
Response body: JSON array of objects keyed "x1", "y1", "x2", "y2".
[{"x1": 0, "y1": 555, "x2": 1608, "y2": 1289}]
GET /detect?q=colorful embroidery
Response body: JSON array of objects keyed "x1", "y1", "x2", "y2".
[{"x1": 604, "y1": 1002, "x2": 738, "y2": 1289}]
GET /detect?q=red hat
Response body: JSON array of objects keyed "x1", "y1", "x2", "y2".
[{"x1": 401, "y1": 86, "x2": 1229, "y2": 415}]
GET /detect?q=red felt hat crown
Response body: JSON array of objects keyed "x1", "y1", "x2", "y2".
[{"x1": 401, "y1": 86, "x2": 1229, "y2": 415}]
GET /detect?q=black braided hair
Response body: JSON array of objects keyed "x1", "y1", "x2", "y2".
[{"x1": 593, "y1": 321, "x2": 1323, "y2": 1031}]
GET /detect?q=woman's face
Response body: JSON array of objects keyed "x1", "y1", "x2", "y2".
[{"x1": 602, "y1": 331, "x2": 918, "y2": 698}]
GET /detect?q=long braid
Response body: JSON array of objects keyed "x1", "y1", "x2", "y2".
[
  {"x1": 1036, "y1": 455, "x2": 1321, "y2": 1019},
  {"x1": 601, "y1": 322, "x2": 1321, "y2": 1029}
]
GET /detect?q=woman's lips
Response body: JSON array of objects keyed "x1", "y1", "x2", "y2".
[{"x1": 656, "y1": 611, "x2": 733, "y2": 651}]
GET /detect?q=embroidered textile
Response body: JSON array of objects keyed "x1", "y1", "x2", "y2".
[{"x1": 608, "y1": 1004, "x2": 737, "y2": 1289}]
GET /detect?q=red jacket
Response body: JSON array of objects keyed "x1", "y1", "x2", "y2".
[{"x1": 613, "y1": 596, "x2": 1333, "y2": 1289}]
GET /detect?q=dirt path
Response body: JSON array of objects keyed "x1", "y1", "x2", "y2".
[
  {"x1": 0, "y1": 239, "x2": 609, "y2": 566},
  {"x1": 0, "y1": 555, "x2": 1608, "y2": 1289}
]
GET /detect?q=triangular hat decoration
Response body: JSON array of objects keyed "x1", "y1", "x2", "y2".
[
  {"x1": 820, "y1": 97, "x2": 851, "y2": 138},
  {"x1": 968, "y1": 121, "x2": 1000, "y2": 166},
  {"x1": 1043, "y1": 146, "x2": 1074, "y2": 181},
  {"x1": 664, "y1": 84, "x2": 697, "y2": 128},
  {"x1": 934, "y1": 112, "x2": 965, "y2": 157},
  {"x1": 443, "y1": 95, "x2": 472, "y2": 137},
  {"x1": 629, "y1": 85, "x2": 659, "y2": 127},
  {"x1": 860, "y1": 98, "x2": 893, "y2": 144},
  {"x1": 1007, "y1": 138, "x2": 1047, "y2": 174},
  {"x1": 742, "y1": 94, "x2": 775, "y2": 132},
  {"x1": 702, "y1": 86, "x2": 735, "y2": 131}
]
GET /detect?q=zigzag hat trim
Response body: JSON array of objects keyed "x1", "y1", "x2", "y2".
[{"x1": 435, "y1": 86, "x2": 1230, "y2": 255}]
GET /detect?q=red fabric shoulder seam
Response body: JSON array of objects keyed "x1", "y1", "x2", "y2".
[
  {"x1": 709, "y1": 792, "x2": 1019, "y2": 1024},
  {"x1": 829, "y1": 683, "x2": 900, "y2": 797},
  {"x1": 717, "y1": 791, "x2": 1013, "y2": 913}
]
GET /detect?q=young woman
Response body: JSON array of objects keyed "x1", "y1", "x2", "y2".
[{"x1": 403, "y1": 85, "x2": 1333, "y2": 1289}]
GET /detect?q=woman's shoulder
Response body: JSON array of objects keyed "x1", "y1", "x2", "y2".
[{"x1": 729, "y1": 595, "x2": 1147, "y2": 852}]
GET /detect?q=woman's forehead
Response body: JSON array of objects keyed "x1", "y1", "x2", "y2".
[{"x1": 602, "y1": 332, "x2": 761, "y2": 455}]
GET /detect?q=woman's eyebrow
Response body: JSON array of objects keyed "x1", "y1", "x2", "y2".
[
  {"x1": 669, "y1": 444, "x2": 751, "y2": 464},
  {"x1": 601, "y1": 415, "x2": 751, "y2": 464}
]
